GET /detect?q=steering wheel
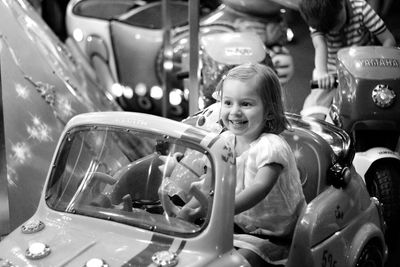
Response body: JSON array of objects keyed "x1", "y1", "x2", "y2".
[{"x1": 80, "y1": 172, "x2": 116, "y2": 207}]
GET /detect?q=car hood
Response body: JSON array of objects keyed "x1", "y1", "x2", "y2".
[{"x1": 0, "y1": 211, "x2": 203, "y2": 266}]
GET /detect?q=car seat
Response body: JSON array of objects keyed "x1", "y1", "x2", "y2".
[{"x1": 282, "y1": 126, "x2": 333, "y2": 203}]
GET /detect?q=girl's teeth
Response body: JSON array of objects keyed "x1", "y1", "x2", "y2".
[{"x1": 230, "y1": 120, "x2": 246, "y2": 125}]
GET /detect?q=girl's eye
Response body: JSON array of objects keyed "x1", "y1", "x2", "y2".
[
  {"x1": 223, "y1": 100, "x2": 231, "y2": 106},
  {"x1": 241, "y1": 102, "x2": 252, "y2": 107}
]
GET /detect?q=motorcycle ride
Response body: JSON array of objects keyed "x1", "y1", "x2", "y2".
[{"x1": 314, "y1": 46, "x2": 400, "y2": 250}]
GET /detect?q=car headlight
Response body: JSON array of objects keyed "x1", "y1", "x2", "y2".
[
  {"x1": 372, "y1": 84, "x2": 396, "y2": 108},
  {"x1": 85, "y1": 258, "x2": 109, "y2": 267},
  {"x1": 26, "y1": 242, "x2": 51, "y2": 260}
]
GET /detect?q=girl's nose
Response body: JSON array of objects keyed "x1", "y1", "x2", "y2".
[{"x1": 230, "y1": 104, "x2": 242, "y2": 115}]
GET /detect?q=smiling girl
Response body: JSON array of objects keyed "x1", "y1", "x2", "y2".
[{"x1": 216, "y1": 63, "x2": 305, "y2": 266}]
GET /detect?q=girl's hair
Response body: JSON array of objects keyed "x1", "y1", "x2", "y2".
[
  {"x1": 215, "y1": 63, "x2": 289, "y2": 134},
  {"x1": 299, "y1": 0, "x2": 344, "y2": 33}
]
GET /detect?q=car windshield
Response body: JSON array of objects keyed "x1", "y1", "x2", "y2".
[{"x1": 45, "y1": 125, "x2": 213, "y2": 236}]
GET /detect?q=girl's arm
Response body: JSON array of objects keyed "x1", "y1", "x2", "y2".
[
  {"x1": 376, "y1": 28, "x2": 396, "y2": 47},
  {"x1": 234, "y1": 163, "x2": 282, "y2": 215}
]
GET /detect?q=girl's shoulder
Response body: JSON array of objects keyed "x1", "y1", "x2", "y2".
[
  {"x1": 250, "y1": 133, "x2": 293, "y2": 167},
  {"x1": 251, "y1": 133, "x2": 290, "y2": 153},
  {"x1": 256, "y1": 133, "x2": 286, "y2": 145}
]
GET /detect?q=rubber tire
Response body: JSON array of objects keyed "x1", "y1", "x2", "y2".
[
  {"x1": 365, "y1": 161, "x2": 400, "y2": 249},
  {"x1": 355, "y1": 242, "x2": 384, "y2": 267}
]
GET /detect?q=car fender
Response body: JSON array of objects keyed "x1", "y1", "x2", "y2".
[
  {"x1": 347, "y1": 222, "x2": 386, "y2": 267},
  {"x1": 353, "y1": 147, "x2": 400, "y2": 179}
]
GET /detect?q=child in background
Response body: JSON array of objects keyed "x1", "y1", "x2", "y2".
[
  {"x1": 299, "y1": 0, "x2": 396, "y2": 119},
  {"x1": 217, "y1": 63, "x2": 305, "y2": 266}
]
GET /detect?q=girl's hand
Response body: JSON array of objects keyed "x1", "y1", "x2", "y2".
[
  {"x1": 314, "y1": 70, "x2": 336, "y2": 89},
  {"x1": 177, "y1": 206, "x2": 202, "y2": 223},
  {"x1": 177, "y1": 181, "x2": 209, "y2": 222}
]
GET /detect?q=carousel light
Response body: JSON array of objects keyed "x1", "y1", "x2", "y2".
[
  {"x1": 111, "y1": 83, "x2": 124, "y2": 97},
  {"x1": 286, "y1": 28, "x2": 294, "y2": 42},
  {"x1": 150, "y1": 86, "x2": 163, "y2": 100},
  {"x1": 135, "y1": 83, "x2": 147, "y2": 96},
  {"x1": 198, "y1": 97, "x2": 205, "y2": 110},
  {"x1": 123, "y1": 86, "x2": 134, "y2": 99},
  {"x1": 169, "y1": 89, "x2": 183, "y2": 106},
  {"x1": 163, "y1": 60, "x2": 173, "y2": 71},
  {"x1": 73, "y1": 28, "x2": 84, "y2": 42},
  {"x1": 183, "y1": 88, "x2": 189, "y2": 100}
]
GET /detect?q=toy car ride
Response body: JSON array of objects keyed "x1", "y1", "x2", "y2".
[{"x1": 0, "y1": 111, "x2": 387, "y2": 266}]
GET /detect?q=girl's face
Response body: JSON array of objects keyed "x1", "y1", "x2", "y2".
[{"x1": 221, "y1": 78, "x2": 266, "y2": 142}]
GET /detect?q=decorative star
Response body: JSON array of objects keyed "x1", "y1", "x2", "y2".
[
  {"x1": 27, "y1": 115, "x2": 52, "y2": 142},
  {"x1": 11, "y1": 142, "x2": 32, "y2": 164},
  {"x1": 15, "y1": 83, "x2": 30, "y2": 99}
]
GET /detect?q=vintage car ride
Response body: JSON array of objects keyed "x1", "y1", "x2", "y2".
[{"x1": 0, "y1": 111, "x2": 387, "y2": 266}]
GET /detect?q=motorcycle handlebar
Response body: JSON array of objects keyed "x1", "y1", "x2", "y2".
[{"x1": 310, "y1": 79, "x2": 338, "y2": 89}]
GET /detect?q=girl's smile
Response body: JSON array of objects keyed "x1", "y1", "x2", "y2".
[{"x1": 228, "y1": 119, "x2": 248, "y2": 129}]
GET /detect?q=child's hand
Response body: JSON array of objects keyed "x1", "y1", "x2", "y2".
[
  {"x1": 314, "y1": 70, "x2": 336, "y2": 89},
  {"x1": 177, "y1": 206, "x2": 197, "y2": 222},
  {"x1": 177, "y1": 205, "x2": 205, "y2": 223},
  {"x1": 158, "y1": 185, "x2": 181, "y2": 217},
  {"x1": 177, "y1": 181, "x2": 209, "y2": 223}
]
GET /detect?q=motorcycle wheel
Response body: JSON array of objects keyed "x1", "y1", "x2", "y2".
[
  {"x1": 355, "y1": 242, "x2": 383, "y2": 267},
  {"x1": 365, "y1": 161, "x2": 400, "y2": 248}
]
